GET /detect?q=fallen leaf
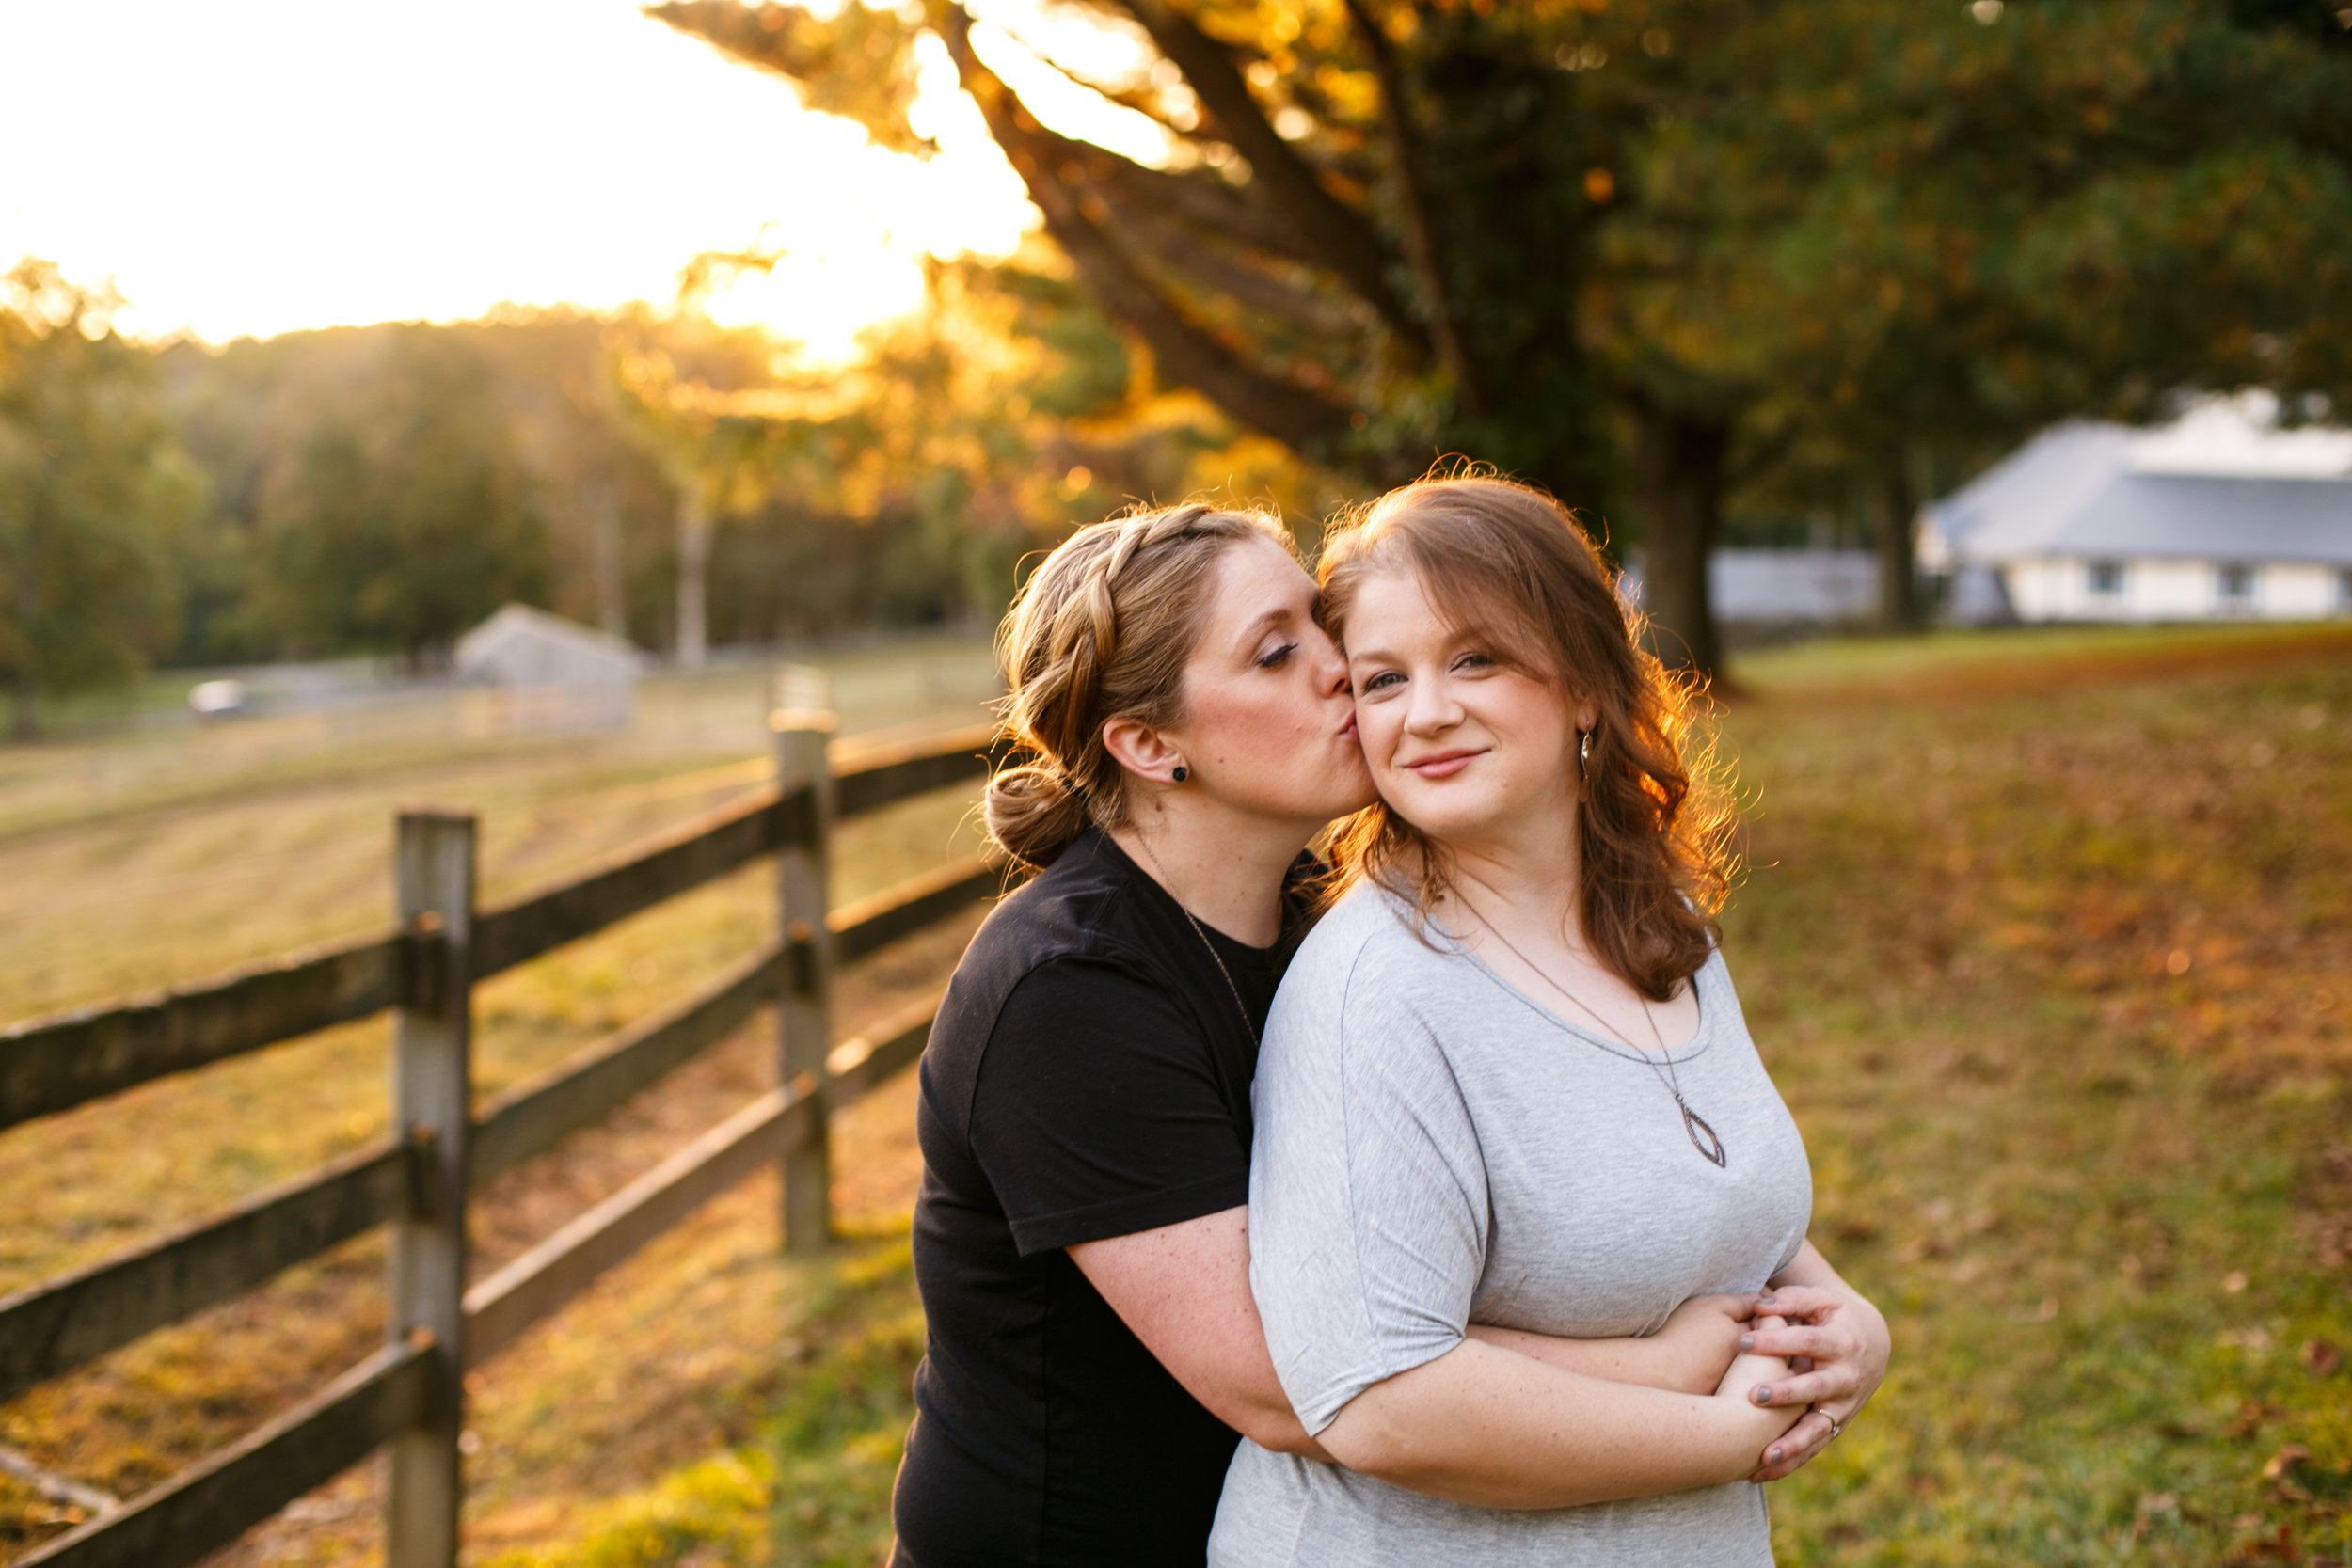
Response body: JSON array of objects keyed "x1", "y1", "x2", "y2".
[
  {"x1": 2301, "y1": 1338, "x2": 2340, "y2": 1378},
  {"x1": 2263, "y1": 1444, "x2": 2312, "y2": 1481},
  {"x1": 2225, "y1": 1401, "x2": 2288, "y2": 1439}
]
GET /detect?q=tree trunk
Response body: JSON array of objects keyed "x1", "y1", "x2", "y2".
[
  {"x1": 589, "y1": 482, "x2": 628, "y2": 640},
  {"x1": 1879, "y1": 460, "x2": 1920, "y2": 630},
  {"x1": 675, "y1": 485, "x2": 709, "y2": 672},
  {"x1": 1630, "y1": 404, "x2": 1729, "y2": 681},
  {"x1": 9, "y1": 561, "x2": 36, "y2": 741}
]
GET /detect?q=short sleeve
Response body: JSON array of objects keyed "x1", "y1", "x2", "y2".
[
  {"x1": 1247, "y1": 936, "x2": 1488, "y2": 1434},
  {"x1": 969, "y1": 957, "x2": 1250, "y2": 1256}
]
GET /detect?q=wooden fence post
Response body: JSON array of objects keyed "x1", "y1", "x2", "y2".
[
  {"x1": 387, "y1": 811, "x2": 475, "y2": 1568},
  {"x1": 772, "y1": 668, "x2": 836, "y2": 1254}
]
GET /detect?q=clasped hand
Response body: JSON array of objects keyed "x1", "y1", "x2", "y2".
[
  {"x1": 1732, "y1": 1286, "x2": 1888, "y2": 1481},
  {"x1": 1648, "y1": 1286, "x2": 1887, "y2": 1481}
]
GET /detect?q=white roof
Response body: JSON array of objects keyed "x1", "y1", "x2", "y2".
[
  {"x1": 454, "y1": 604, "x2": 644, "y2": 686},
  {"x1": 1923, "y1": 397, "x2": 2352, "y2": 569}
]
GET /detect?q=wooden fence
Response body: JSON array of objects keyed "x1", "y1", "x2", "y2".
[{"x1": 0, "y1": 691, "x2": 1009, "y2": 1568}]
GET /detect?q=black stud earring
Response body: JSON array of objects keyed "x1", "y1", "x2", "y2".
[{"x1": 1171, "y1": 765, "x2": 1188, "y2": 784}]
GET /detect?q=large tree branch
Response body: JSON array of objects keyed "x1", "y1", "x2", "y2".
[
  {"x1": 1342, "y1": 0, "x2": 1485, "y2": 415},
  {"x1": 941, "y1": 8, "x2": 1354, "y2": 450},
  {"x1": 1109, "y1": 0, "x2": 1428, "y2": 360},
  {"x1": 1091, "y1": 195, "x2": 1372, "y2": 340},
  {"x1": 1002, "y1": 118, "x2": 1367, "y2": 338},
  {"x1": 1001, "y1": 109, "x2": 1331, "y2": 269},
  {"x1": 648, "y1": 2, "x2": 934, "y2": 156}
]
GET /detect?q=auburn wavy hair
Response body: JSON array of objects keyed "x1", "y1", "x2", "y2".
[{"x1": 1319, "y1": 472, "x2": 1737, "y2": 1001}]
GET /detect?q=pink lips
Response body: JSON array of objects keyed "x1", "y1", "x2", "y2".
[{"x1": 1404, "y1": 748, "x2": 1480, "y2": 780}]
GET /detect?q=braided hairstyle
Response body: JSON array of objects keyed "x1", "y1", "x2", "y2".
[{"x1": 986, "y1": 502, "x2": 1295, "y2": 870}]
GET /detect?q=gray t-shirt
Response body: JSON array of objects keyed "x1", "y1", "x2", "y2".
[{"x1": 1210, "y1": 880, "x2": 1813, "y2": 1568}]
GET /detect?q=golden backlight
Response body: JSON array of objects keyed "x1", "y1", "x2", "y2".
[{"x1": 0, "y1": 0, "x2": 1158, "y2": 359}]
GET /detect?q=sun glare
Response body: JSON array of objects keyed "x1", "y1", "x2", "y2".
[{"x1": 0, "y1": 0, "x2": 1047, "y2": 356}]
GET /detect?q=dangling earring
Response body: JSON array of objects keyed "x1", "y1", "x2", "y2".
[
  {"x1": 1578, "y1": 730, "x2": 1591, "y2": 782},
  {"x1": 1171, "y1": 765, "x2": 1188, "y2": 784}
]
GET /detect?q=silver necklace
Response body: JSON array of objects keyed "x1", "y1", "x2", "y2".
[
  {"x1": 1454, "y1": 892, "x2": 1727, "y2": 1168},
  {"x1": 1131, "y1": 835, "x2": 1260, "y2": 1047}
]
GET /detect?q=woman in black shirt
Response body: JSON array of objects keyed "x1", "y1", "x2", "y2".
[
  {"x1": 894, "y1": 497, "x2": 1885, "y2": 1565},
  {"x1": 893, "y1": 504, "x2": 1375, "y2": 1566}
]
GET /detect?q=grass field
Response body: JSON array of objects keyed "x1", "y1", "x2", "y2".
[
  {"x1": 0, "y1": 637, "x2": 1001, "y2": 1563},
  {"x1": 6, "y1": 621, "x2": 2350, "y2": 1566}
]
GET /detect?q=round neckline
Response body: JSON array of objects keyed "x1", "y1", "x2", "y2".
[
  {"x1": 1420, "y1": 903, "x2": 1717, "y2": 1068},
  {"x1": 1093, "y1": 831, "x2": 1283, "y2": 959}
]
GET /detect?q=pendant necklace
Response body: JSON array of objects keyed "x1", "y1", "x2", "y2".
[
  {"x1": 1131, "y1": 835, "x2": 1259, "y2": 1048},
  {"x1": 1454, "y1": 892, "x2": 1727, "y2": 1168}
]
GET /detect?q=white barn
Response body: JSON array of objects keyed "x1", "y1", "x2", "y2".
[
  {"x1": 453, "y1": 604, "x2": 644, "y2": 731},
  {"x1": 1921, "y1": 398, "x2": 2352, "y2": 625}
]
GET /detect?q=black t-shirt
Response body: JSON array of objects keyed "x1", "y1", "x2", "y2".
[{"x1": 893, "y1": 829, "x2": 1305, "y2": 1568}]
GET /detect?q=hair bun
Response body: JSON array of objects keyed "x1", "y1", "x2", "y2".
[{"x1": 983, "y1": 760, "x2": 1092, "y2": 872}]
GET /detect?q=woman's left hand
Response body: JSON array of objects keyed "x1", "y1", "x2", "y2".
[{"x1": 1736, "y1": 1280, "x2": 1890, "y2": 1481}]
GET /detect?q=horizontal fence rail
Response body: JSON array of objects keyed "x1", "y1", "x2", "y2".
[
  {"x1": 17, "y1": 1338, "x2": 436, "y2": 1568},
  {"x1": 470, "y1": 943, "x2": 787, "y2": 1187},
  {"x1": 0, "y1": 1138, "x2": 418, "y2": 1408},
  {"x1": 0, "y1": 933, "x2": 410, "y2": 1135},
  {"x1": 464, "y1": 987, "x2": 945, "y2": 1371},
  {"x1": 1, "y1": 688, "x2": 1009, "y2": 1568},
  {"x1": 0, "y1": 858, "x2": 1007, "y2": 1408},
  {"x1": 472, "y1": 788, "x2": 796, "y2": 981},
  {"x1": 0, "y1": 724, "x2": 1009, "y2": 1134},
  {"x1": 464, "y1": 1080, "x2": 819, "y2": 1368}
]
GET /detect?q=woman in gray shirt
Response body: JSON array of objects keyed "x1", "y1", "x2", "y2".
[{"x1": 1213, "y1": 475, "x2": 1890, "y2": 1566}]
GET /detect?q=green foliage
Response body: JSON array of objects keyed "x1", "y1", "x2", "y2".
[
  {"x1": 252, "y1": 329, "x2": 550, "y2": 664},
  {"x1": 0, "y1": 260, "x2": 199, "y2": 736},
  {"x1": 481, "y1": 1236, "x2": 927, "y2": 1568},
  {"x1": 656, "y1": 0, "x2": 2352, "y2": 667}
]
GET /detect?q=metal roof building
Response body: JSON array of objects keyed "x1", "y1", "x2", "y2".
[
  {"x1": 1920, "y1": 401, "x2": 2352, "y2": 624},
  {"x1": 453, "y1": 604, "x2": 644, "y2": 731}
]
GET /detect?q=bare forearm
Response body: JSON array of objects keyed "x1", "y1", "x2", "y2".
[
  {"x1": 1321, "y1": 1340, "x2": 1800, "y2": 1510},
  {"x1": 1465, "y1": 1324, "x2": 1682, "y2": 1391},
  {"x1": 1068, "y1": 1209, "x2": 1330, "y2": 1460},
  {"x1": 1466, "y1": 1291, "x2": 1754, "y2": 1397}
]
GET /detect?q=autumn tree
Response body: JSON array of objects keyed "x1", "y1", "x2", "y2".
[
  {"x1": 655, "y1": 0, "x2": 2352, "y2": 673},
  {"x1": 0, "y1": 260, "x2": 198, "y2": 738},
  {"x1": 651, "y1": 0, "x2": 1652, "y2": 616}
]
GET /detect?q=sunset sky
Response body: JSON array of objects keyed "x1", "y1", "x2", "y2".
[{"x1": 0, "y1": 0, "x2": 1161, "y2": 356}]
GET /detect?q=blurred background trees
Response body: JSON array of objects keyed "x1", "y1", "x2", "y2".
[
  {"x1": 0, "y1": 261, "x2": 199, "y2": 737},
  {"x1": 251, "y1": 328, "x2": 552, "y2": 668},
  {"x1": 1, "y1": 0, "x2": 2345, "y2": 717}
]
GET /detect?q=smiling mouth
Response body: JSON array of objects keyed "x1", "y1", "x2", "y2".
[{"x1": 1404, "y1": 749, "x2": 1481, "y2": 779}]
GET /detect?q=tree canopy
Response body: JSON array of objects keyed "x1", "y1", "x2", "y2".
[{"x1": 654, "y1": 0, "x2": 2352, "y2": 673}]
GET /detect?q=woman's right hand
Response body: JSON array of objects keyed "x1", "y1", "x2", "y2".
[{"x1": 1711, "y1": 1314, "x2": 1806, "y2": 1461}]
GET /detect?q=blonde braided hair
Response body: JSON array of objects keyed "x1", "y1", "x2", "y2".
[{"x1": 986, "y1": 502, "x2": 1294, "y2": 870}]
